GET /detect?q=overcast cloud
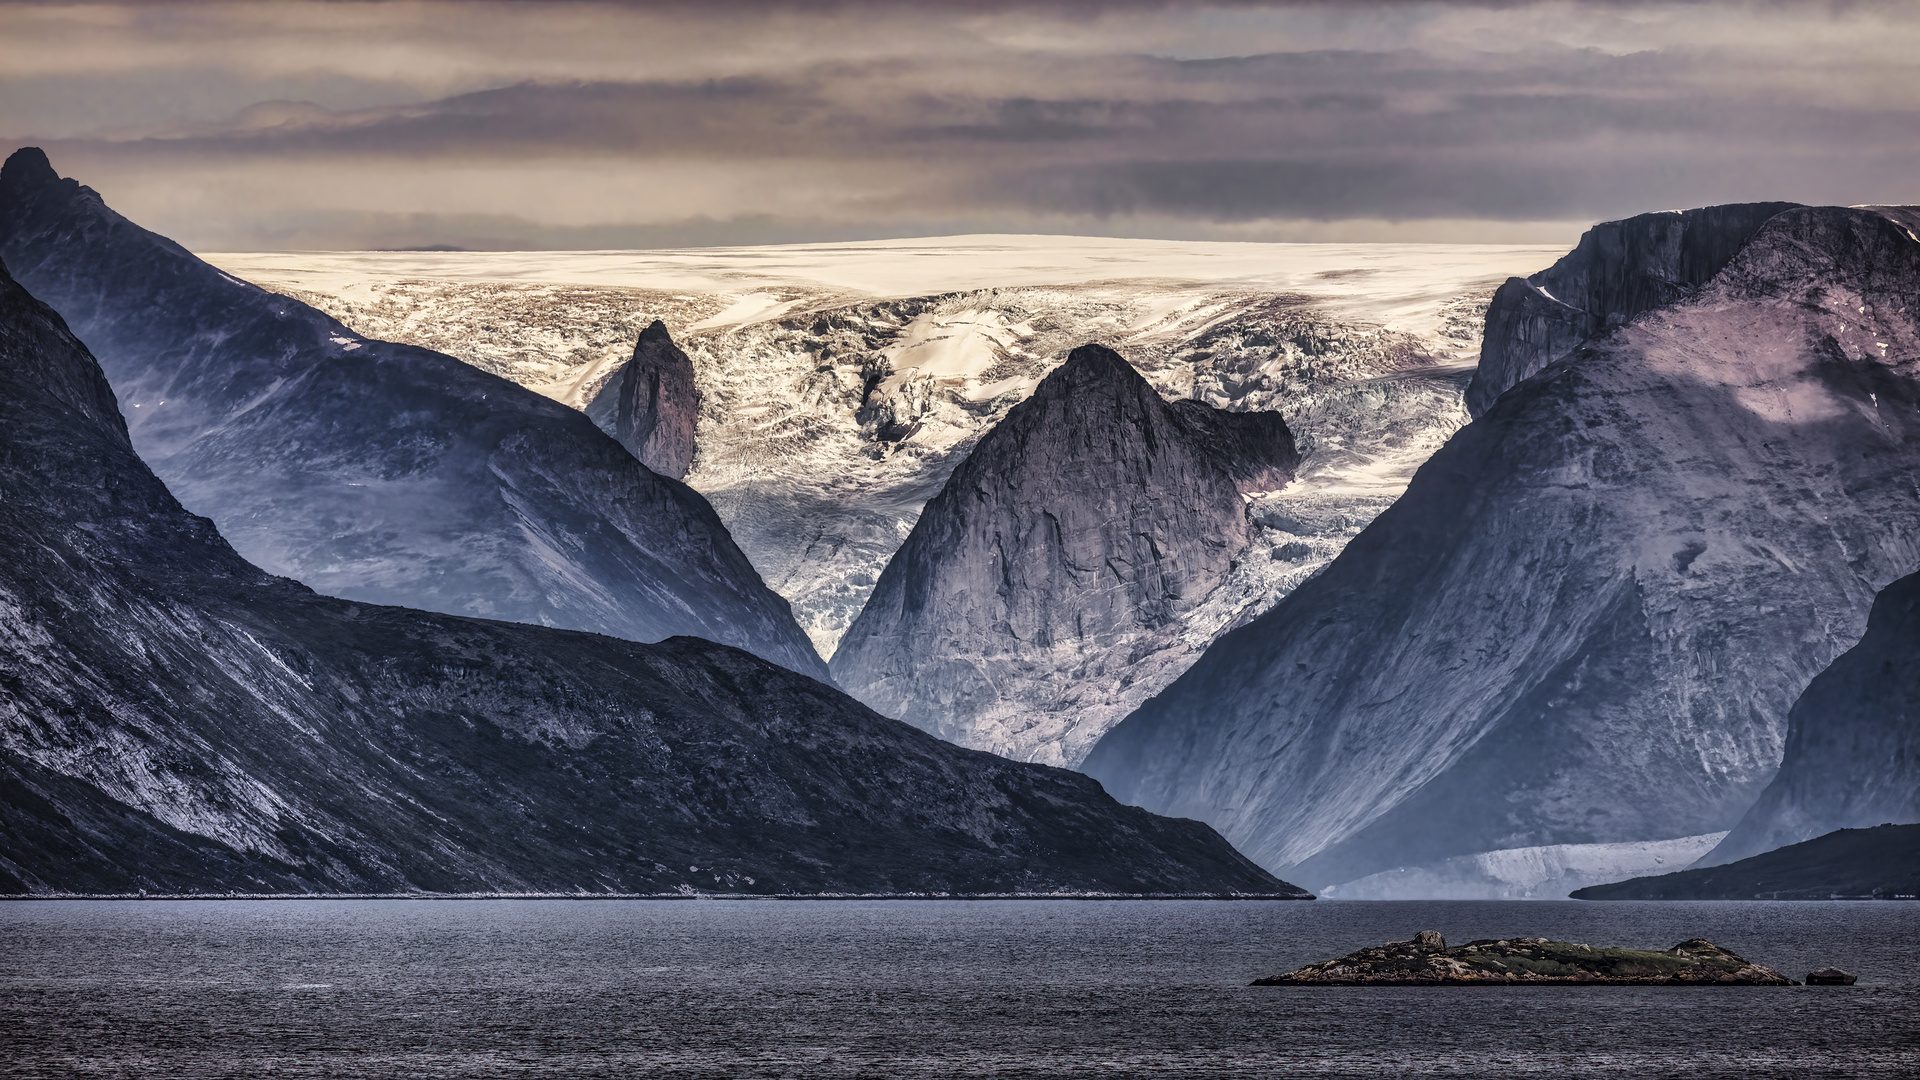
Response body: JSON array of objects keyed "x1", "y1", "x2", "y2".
[{"x1": 3, "y1": 0, "x2": 1915, "y2": 249}]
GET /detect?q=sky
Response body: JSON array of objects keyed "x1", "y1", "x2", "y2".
[{"x1": 2, "y1": 0, "x2": 1915, "y2": 251}]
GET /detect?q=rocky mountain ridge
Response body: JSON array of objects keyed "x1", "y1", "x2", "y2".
[
  {"x1": 1085, "y1": 203, "x2": 1920, "y2": 894},
  {"x1": 1465, "y1": 202, "x2": 1801, "y2": 416},
  {"x1": 0, "y1": 147, "x2": 826, "y2": 681},
  {"x1": 0, "y1": 254, "x2": 1301, "y2": 898},
  {"x1": 1701, "y1": 569, "x2": 1920, "y2": 865},
  {"x1": 830, "y1": 345, "x2": 1298, "y2": 765}
]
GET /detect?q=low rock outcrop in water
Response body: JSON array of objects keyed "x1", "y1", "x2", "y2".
[
  {"x1": 1254, "y1": 932, "x2": 1795, "y2": 985},
  {"x1": 1571, "y1": 824, "x2": 1920, "y2": 901},
  {"x1": 0, "y1": 255, "x2": 1306, "y2": 899}
]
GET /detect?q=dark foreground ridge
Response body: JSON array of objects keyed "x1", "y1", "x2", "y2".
[
  {"x1": 0, "y1": 254, "x2": 1306, "y2": 899},
  {"x1": 1254, "y1": 931, "x2": 1795, "y2": 985},
  {"x1": 1572, "y1": 824, "x2": 1920, "y2": 901}
]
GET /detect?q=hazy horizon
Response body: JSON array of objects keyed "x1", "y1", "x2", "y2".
[{"x1": 6, "y1": 0, "x2": 1916, "y2": 252}]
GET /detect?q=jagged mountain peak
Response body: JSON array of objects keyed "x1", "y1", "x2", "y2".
[
  {"x1": 613, "y1": 316, "x2": 702, "y2": 479},
  {"x1": 1, "y1": 146, "x2": 56, "y2": 188},
  {"x1": 830, "y1": 341, "x2": 1299, "y2": 766}
]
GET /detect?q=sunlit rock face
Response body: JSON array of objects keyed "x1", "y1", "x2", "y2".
[
  {"x1": 603, "y1": 320, "x2": 701, "y2": 480},
  {"x1": 211, "y1": 241, "x2": 1546, "y2": 659},
  {"x1": 829, "y1": 345, "x2": 1298, "y2": 766},
  {"x1": 0, "y1": 257, "x2": 1303, "y2": 899},
  {"x1": 0, "y1": 147, "x2": 826, "y2": 681},
  {"x1": 1702, "y1": 569, "x2": 1920, "y2": 867},
  {"x1": 1466, "y1": 202, "x2": 1802, "y2": 418},
  {"x1": 1085, "y1": 204, "x2": 1920, "y2": 893}
]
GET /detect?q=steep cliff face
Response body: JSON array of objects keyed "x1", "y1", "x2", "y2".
[
  {"x1": 1465, "y1": 202, "x2": 1801, "y2": 417},
  {"x1": 829, "y1": 345, "x2": 1298, "y2": 766},
  {"x1": 1085, "y1": 205, "x2": 1920, "y2": 892},
  {"x1": 0, "y1": 258, "x2": 1301, "y2": 898},
  {"x1": 1700, "y1": 571, "x2": 1920, "y2": 866},
  {"x1": 610, "y1": 320, "x2": 701, "y2": 479},
  {"x1": 0, "y1": 147, "x2": 825, "y2": 681}
]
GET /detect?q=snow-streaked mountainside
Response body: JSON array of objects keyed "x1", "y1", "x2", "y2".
[
  {"x1": 0, "y1": 253, "x2": 1300, "y2": 898},
  {"x1": 830, "y1": 346, "x2": 1298, "y2": 766},
  {"x1": 1701, "y1": 568, "x2": 1920, "y2": 867},
  {"x1": 210, "y1": 238, "x2": 1563, "y2": 662},
  {"x1": 0, "y1": 148, "x2": 827, "y2": 681},
  {"x1": 1084, "y1": 204, "x2": 1920, "y2": 895}
]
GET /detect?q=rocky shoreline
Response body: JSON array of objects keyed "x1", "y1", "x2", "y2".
[{"x1": 1254, "y1": 932, "x2": 1796, "y2": 985}]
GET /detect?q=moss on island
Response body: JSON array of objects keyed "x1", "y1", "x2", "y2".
[{"x1": 1254, "y1": 931, "x2": 1796, "y2": 985}]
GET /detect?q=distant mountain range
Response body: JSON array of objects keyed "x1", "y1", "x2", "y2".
[{"x1": 0, "y1": 249, "x2": 1301, "y2": 898}]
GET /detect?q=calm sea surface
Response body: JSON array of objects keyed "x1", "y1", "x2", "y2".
[{"x1": 1, "y1": 898, "x2": 1913, "y2": 1079}]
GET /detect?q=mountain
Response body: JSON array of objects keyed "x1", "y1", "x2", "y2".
[
  {"x1": 598, "y1": 319, "x2": 701, "y2": 480},
  {"x1": 1465, "y1": 202, "x2": 1801, "y2": 417},
  {"x1": 211, "y1": 240, "x2": 1540, "y2": 658},
  {"x1": 0, "y1": 255, "x2": 1301, "y2": 898},
  {"x1": 1084, "y1": 204, "x2": 1920, "y2": 894},
  {"x1": 0, "y1": 147, "x2": 826, "y2": 681},
  {"x1": 1571, "y1": 824, "x2": 1920, "y2": 901},
  {"x1": 829, "y1": 345, "x2": 1297, "y2": 765},
  {"x1": 1699, "y1": 570, "x2": 1920, "y2": 866}
]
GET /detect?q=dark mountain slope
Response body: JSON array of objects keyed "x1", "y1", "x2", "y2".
[
  {"x1": 0, "y1": 147, "x2": 825, "y2": 681},
  {"x1": 1466, "y1": 202, "x2": 1801, "y2": 417},
  {"x1": 830, "y1": 345, "x2": 1298, "y2": 766},
  {"x1": 0, "y1": 257, "x2": 1300, "y2": 898},
  {"x1": 1701, "y1": 571, "x2": 1920, "y2": 865},
  {"x1": 1085, "y1": 205, "x2": 1920, "y2": 891},
  {"x1": 1573, "y1": 824, "x2": 1920, "y2": 901}
]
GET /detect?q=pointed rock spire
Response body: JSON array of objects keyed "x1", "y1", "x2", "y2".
[{"x1": 613, "y1": 319, "x2": 701, "y2": 480}]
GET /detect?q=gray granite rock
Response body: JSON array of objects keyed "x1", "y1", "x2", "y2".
[
  {"x1": 1085, "y1": 205, "x2": 1920, "y2": 891},
  {"x1": 613, "y1": 320, "x2": 701, "y2": 480},
  {"x1": 0, "y1": 147, "x2": 826, "y2": 681},
  {"x1": 1466, "y1": 202, "x2": 1801, "y2": 417},
  {"x1": 1701, "y1": 571, "x2": 1920, "y2": 865},
  {"x1": 830, "y1": 344, "x2": 1297, "y2": 766}
]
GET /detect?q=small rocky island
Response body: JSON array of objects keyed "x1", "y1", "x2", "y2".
[{"x1": 1254, "y1": 931, "x2": 1796, "y2": 985}]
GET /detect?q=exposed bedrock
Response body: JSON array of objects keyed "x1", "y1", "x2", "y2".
[
  {"x1": 1085, "y1": 205, "x2": 1920, "y2": 891},
  {"x1": 611, "y1": 320, "x2": 702, "y2": 480},
  {"x1": 0, "y1": 256, "x2": 1301, "y2": 898},
  {"x1": 830, "y1": 344, "x2": 1298, "y2": 766},
  {"x1": 0, "y1": 147, "x2": 826, "y2": 681},
  {"x1": 1700, "y1": 570, "x2": 1920, "y2": 866},
  {"x1": 1465, "y1": 202, "x2": 1802, "y2": 417}
]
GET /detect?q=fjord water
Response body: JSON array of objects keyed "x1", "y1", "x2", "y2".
[{"x1": 3, "y1": 900, "x2": 1914, "y2": 1078}]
